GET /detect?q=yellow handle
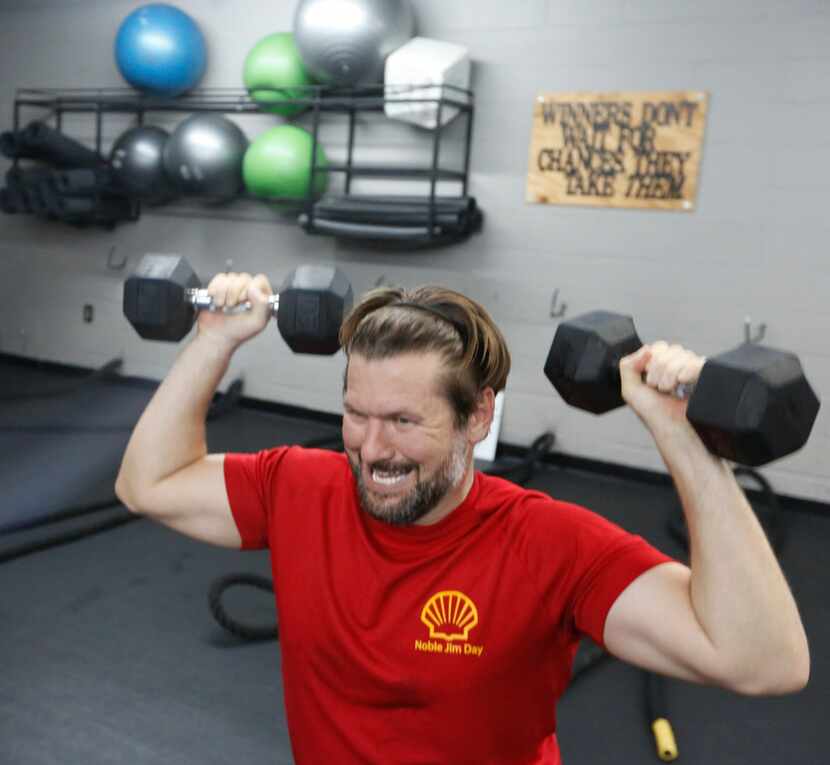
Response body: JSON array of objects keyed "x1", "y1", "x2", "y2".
[{"x1": 652, "y1": 717, "x2": 678, "y2": 761}]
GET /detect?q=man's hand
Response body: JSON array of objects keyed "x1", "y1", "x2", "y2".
[
  {"x1": 197, "y1": 271, "x2": 274, "y2": 352},
  {"x1": 619, "y1": 342, "x2": 706, "y2": 436}
]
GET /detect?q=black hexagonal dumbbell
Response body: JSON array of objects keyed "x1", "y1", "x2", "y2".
[
  {"x1": 543, "y1": 310, "x2": 821, "y2": 466},
  {"x1": 123, "y1": 253, "x2": 353, "y2": 355}
]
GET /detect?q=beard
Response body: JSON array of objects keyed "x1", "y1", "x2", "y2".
[{"x1": 349, "y1": 433, "x2": 470, "y2": 526}]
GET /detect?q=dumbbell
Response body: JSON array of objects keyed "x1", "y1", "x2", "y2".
[
  {"x1": 123, "y1": 254, "x2": 353, "y2": 355},
  {"x1": 544, "y1": 311, "x2": 821, "y2": 466}
]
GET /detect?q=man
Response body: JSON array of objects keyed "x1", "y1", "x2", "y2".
[{"x1": 115, "y1": 269, "x2": 809, "y2": 765}]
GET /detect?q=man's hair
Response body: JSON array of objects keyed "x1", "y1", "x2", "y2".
[{"x1": 339, "y1": 285, "x2": 511, "y2": 427}]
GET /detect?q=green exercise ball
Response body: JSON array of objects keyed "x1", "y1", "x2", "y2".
[
  {"x1": 243, "y1": 32, "x2": 313, "y2": 117},
  {"x1": 243, "y1": 125, "x2": 329, "y2": 200}
]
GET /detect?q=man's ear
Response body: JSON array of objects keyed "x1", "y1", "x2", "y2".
[{"x1": 467, "y1": 387, "x2": 496, "y2": 445}]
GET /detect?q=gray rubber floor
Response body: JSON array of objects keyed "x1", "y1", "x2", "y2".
[{"x1": 1, "y1": 356, "x2": 826, "y2": 764}]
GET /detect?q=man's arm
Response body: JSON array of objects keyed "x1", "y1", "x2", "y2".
[
  {"x1": 115, "y1": 272, "x2": 273, "y2": 549},
  {"x1": 602, "y1": 343, "x2": 809, "y2": 695}
]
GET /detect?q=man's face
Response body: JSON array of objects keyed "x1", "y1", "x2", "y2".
[{"x1": 342, "y1": 351, "x2": 474, "y2": 526}]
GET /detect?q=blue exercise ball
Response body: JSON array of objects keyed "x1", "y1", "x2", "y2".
[{"x1": 115, "y1": 4, "x2": 207, "y2": 96}]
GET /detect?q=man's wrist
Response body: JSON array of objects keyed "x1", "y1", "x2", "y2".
[
  {"x1": 193, "y1": 328, "x2": 239, "y2": 360},
  {"x1": 648, "y1": 416, "x2": 725, "y2": 474}
]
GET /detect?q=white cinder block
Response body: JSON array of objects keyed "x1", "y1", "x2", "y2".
[{"x1": 384, "y1": 37, "x2": 471, "y2": 129}]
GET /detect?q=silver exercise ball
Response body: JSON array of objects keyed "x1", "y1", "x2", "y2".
[
  {"x1": 162, "y1": 114, "x2": 249, "y2": 203},
  {"x1": 293, "y1": 0, "x2": 415, "y2": 86}
]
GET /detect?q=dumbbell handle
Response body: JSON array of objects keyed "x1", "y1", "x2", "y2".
[
  {"x1": 669, "y1": 381, "x2": 695, "y2": 400},
  {"x1": 185, "y1": 288, "x2": 280, "y2": 316}
]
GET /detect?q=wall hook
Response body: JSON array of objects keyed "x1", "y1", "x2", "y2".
[
  {"x1": 106, "y1": 245, "x2": 128, "y2": 271},
  {"x1": 744, "y1": 316, "x2": 767, "y2": 345},
  {"x1": 549, "y1": 289, "x2": 567, "y2": 319}
]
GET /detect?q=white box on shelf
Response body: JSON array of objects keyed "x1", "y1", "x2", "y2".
[{"x1": 384, "y1": 37, "x2": 471, "y2": 130}]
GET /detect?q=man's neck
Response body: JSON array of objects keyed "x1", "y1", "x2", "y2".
[{"x1": 414, "y1": 461, "x2": 476, "y2": 526}]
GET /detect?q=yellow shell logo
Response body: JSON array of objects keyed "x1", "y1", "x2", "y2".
[{"x1": 420, "y1": 590, "x2": 478, "y2": 641}]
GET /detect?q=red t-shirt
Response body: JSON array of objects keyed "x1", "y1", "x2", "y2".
[{"x1": 224, "y1": 447, "x2": 673, "y2": 765}]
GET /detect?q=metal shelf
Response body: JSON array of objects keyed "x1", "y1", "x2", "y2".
[
  {"x1": 13, "y1": 84, "x2": 473, "y2": 119},
  {"x1": 8, "y1": 85, "x2": 478, "y2": 245},
  {"x1": 322, "y1": 164, "x2": 467, "y2": 181}
]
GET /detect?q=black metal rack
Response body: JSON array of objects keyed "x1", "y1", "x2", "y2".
[{"x1": 8, "y1": 85, "x2": 479, "y2": 244}]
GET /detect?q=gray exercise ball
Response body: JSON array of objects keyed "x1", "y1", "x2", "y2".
[
  {"x1": 162, "y1": 114, "x2": 248, "y2": 203},
  {"x1": 293, "y1": 0, "x2": 414, "y2": 86},
  {"x1": 110, "y1": 125, "x2": 175, "y2": 205}
]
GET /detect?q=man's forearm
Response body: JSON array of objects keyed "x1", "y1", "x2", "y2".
[
  {"x1": 653, "y1": 422, "x2": 809, "y2": 693},
  {"x1": 116, "y1": 333, "x2": 235, "y2": 498}
]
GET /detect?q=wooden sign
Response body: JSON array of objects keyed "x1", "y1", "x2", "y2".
[{"x1": 526, "y1": 91, "x2": 708, "y2": 211}]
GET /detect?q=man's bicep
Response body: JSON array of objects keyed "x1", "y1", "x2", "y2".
[
  {"x1": 602, "y1": 561, "x2": 727, "y2": 687},
  {"x1": 136, "y1": 454, "x2": 244, "y2": 549}
]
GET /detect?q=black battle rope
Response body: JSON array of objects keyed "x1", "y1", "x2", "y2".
[
  {"x1": 206, "y1": 378, "x2": 245, "y2": 421},
  {"x1": 208, "y1": 573, "x2": 279, "y2": 642},
  {"x1": 485, "y1": 431, "x2": 556, "y2": 485},
  {"x1": 646, "y1": 670, "x2": 678, "y2": 762}
]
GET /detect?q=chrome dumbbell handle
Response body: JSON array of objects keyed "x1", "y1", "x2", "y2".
[
  {"x1": 672, "y1": 382, "x2": 695, "y2": 400},
  {"x1": 635, "y1": 376, "x2": 695, "y2": 400},
  {"x1": 185, "y1": 289, "x2": 280, "y2": 316}
]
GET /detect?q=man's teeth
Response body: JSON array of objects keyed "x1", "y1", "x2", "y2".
[{"x1": 372, "y1": 469, "x2": 410, "y2": 485}]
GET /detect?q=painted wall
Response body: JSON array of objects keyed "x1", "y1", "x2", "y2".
[{"x1": 1, "y1": 0, "x2": 828, "y2": 502}]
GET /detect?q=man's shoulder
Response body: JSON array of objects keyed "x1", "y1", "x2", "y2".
[
  {"x1": 476, "y1": 471, "x2": 564, "y2": 512},
  {"x1": 475, "y1": 471, "x2": 602, "y2": 533},
  {"x1": 279, "y1": 444, "x2": 349, "y2": 470},
  {"x1": 247, "y1": 445, "x2": 351, "y2": 487}
]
